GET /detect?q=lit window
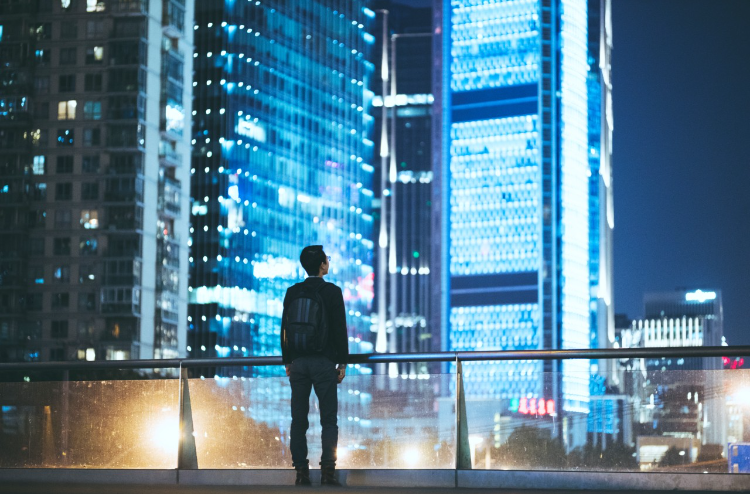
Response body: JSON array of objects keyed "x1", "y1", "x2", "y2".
[
  {"x1": 57, "y1": 100, "x2": 77, "y2": 120},
  {"x1": 32, "y1": 156, "x2": 45, "y2": 175},
  {"x1": 83, "y1": 101, "x2": 101, "y2": 120},
  {"x1": 80, "y1": 209, "x2": 99, "y2": 229},
  {"x1": 86, "y1": 0, "x2": 105, "y2": 12}
]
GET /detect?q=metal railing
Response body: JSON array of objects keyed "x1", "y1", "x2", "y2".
[
  {"x1": 0, "y1": 346, "x2": 748, "y2": 480},
  {"x1": 1, "y1": 345, "x2": 747, "y2": 370}
]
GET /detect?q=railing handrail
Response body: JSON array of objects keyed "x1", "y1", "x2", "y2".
[{"x1": 0, "y1": 345, "x2": 747, "y2": 372}]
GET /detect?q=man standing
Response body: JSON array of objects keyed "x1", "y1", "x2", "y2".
[{"x1": 281, "y1": 245, "x2": 348, "y2": 486}]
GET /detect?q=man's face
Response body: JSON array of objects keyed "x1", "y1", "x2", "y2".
[{"x1": 320, "y1": 253, "x2": 330, "y2": 275}]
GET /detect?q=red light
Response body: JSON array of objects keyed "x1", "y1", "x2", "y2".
[
  {"x1": 740, "y1": 358, "x2": 746, "y2": 367},
  {"x1": 519, "y1": 397, "x2": 529, "y2": 414},
  {"x1": 529, "y1": 398, "x2": 537, "y2": 414},
  {"x1": 538, "y1": 399, "x2": 547, "y2": 415},
  {"x1": 546, "y1": 399, "x2": 555, "y2": 415},
  {"x1": 723, "y1": 357, "x2": 730, "y2": 366}
]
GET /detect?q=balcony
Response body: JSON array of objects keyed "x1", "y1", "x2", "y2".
[
  {"x1": 158, "y1": 177, "x2": 181, "y2": 218},
  {"x1": 0, "y1": 347, "x2": 748, "y2": 492},
  {"x1": 159, "y1": 141, "x2": 183, "y2": 168}
]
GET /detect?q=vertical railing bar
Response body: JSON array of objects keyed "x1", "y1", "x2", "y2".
[
  {"x1": 455, "y1": 353, "x2": 459, "y2": 487},
  {"x1": 177, "y1": 361, "x2": 183, "y2": 478}
]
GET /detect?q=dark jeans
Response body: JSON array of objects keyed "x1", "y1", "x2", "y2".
[{"x1": 289, "y1": 355, "x2": 338, "y2": 468}]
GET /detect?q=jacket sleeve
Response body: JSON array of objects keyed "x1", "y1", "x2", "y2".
[
  {"x1": 329, "y1": 285, "x2": 349, "y2": 364},
  {"x1": 280, "y1": 289, "x2": 290, "y2": 364}
]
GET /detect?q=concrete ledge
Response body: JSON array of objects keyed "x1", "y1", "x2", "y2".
[
  {"x1": 343, "y1": 469, "x2": 455, "y2": 488},
  {"x1": 1, "y1": 468, "x2": 749, "y2": 491},
  {"x1": 0, "y1": 469, "x2": 177, "y2": 485},
  {"x1": 457, "y1": 469, "x2": 750, "y2": 492},
  {"x1": 178, "y1": 469, "x2": 303, "y2": 486}
]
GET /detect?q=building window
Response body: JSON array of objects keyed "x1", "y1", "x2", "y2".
[
  {"x1": 80, "y1": 209, "x2": 99, "y2": 229},
  {"x1": 53, "y1": 237, "x2": 71, "y2": 255},
  {"x1": 34, "y1": 76, "x2": 50, "y2": 93},
  {"x1": 30, "y1": 238, "x2": 45, "y2": 256},
  {"x1": 61, "y1": 22, "x2": 78, "y2": 39},
  {"x1": 32, "y1": 156, "x2": 46, "y2": 175},
  {"x1": 86, "y1": 20, "x2": 105, "y2": 38},
  {"x1": 83, "y1": 101, "x2": 101, "y2": 120},
  {"x1": 78, "y1": 292, "x2": 96, "y2": 311},
  {"x1": 81, "y1": 182, "x2": 99, "y2": 200},
  {"x1": 56, "y1": 155, "x2": 74, "y2": 173},
  {"x1": 31, "y1": 128, "x2": 48, "y2": 148},
  {"x1": 51, "y1": 320, "x2": 69, "y2": 338},
  {"x1": 86, "y1": 0, "x2": 105, "y2": 12},
  {"x1": 51, "y1": 292, "x2": 69, "y2": 309},
  {"x1": 79, "y1": 236, "x2": 98, "y2": 256},
  {"x1": 57, "y1": 128, "x2": 74, "y2": 146},
  {"x1": 59, "y1": 47, "x2": 77, "y2": 65},
  {"x1": 79, "y1": 264, "x2": 96, "y2": 283},
  {"x1": 57, "y1": 100, "x2": 77, "y2": 120},
  {"x1": 59, "y1": 74, "x2": 76, "y2": 92},
  {"x1": 29, "y1": 210, "x2": 47, "y2": 228},
  {"x1": 84, "y1": 73, "x2": 102, "y2": 91},
  {"x1": 55, "y1": 209, "x2": 71, "y2": 227},
  {"x1": 53, "y1": 265, "x2": 70, "y2": 283},
  {"x1": 82, "y1": 155, "x2": 100, "y2": 173},
  {"x1": 26, "y1": 293, "x2": 43, "y2": 311},
  {"x1": 83, "y1": 128, "x2": 101, "y2": 146},
  {"x1": 32, "y1": 183, "x2": 47, "y2": 200},
  {"x1": 85, "y1": 46, "x2": 104, "y2": 64},
  {"x1": 49, "y1": 348, "x2": 65, "y2": 361},
  {"x1": 55, "y1": 182, "x2": 72, "y2": 201},
  {"x1": 35, "y1": 49, "x2": 50, "y2": 65}
]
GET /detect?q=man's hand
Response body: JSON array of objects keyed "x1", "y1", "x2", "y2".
[
  {"x1": 285, "y1": 364, "x2": 291, "y2": 377},
  {"x1": 336, "y1": 365, "x2": 346, "y2": 383}
]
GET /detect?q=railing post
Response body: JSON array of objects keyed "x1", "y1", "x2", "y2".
[
  {"x1": 177, "y1": 365, "x2": 198, "y2": 469},
  {"x1": 456, "y1": 357, "x2": 471, "y2": 470}
]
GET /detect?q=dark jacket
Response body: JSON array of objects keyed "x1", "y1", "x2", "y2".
[{"x1": 280, "y1": 276, "x2": 349, "y2": 365}]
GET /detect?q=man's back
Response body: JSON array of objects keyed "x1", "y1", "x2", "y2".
[{"x1": 281, "y1": 277, "x2": 348, "y2": 365}]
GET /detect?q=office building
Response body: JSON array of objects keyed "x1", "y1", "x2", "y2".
[
  {"x1": 189, "y1": 0, "x2": 375, "y2": 369},
  {"x1": 617, "y1": 289, "x2": 726, "y2": 463},
  {"x1": 432, "y1": 0, "x2": 614, "y2": 444},
  {"x1": 0, "y1": 0, "x2": 193, "y2": 362},
  {"x1": 370, "y1": 3, "x2": 434, "y2": 374}
]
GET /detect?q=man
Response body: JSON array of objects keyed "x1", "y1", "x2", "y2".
[{"x1": 281, "y1": 245, "x2": 348, "y2": 486}]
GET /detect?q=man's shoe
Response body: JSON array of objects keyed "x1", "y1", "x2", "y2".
[
  {"x1": 295, "y1": 465, "x2": 312, "y2": 486},
  {"x1": 320, "y1": 464, "x2": 342, "y2": 487}
]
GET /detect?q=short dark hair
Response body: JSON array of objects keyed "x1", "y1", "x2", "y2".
[{"x1": 300, "y1": 245, "x2": 326, "y2": 276}]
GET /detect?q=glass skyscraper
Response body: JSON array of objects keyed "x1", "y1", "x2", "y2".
[
  {"x1": 189, "y1": 1, "x2": 376, "y2": 375},
  {"x1": 433, "y1": 0, "x2": 614, "y2": 437}
]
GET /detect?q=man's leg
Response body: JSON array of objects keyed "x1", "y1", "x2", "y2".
[
  {"x1": 311, "y1": 357, "x2": 339, "y2": 467},
  {"x1": 289, "y1": 359, "x2": 313, "y2": 468}
]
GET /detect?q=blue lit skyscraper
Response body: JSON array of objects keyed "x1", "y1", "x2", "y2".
[
  {"x1": 189, "y1": 1, "x2": 376, "y2": 374},
  {"x1": 433, "y1": 0, "x2": 614, "y2": 439}
]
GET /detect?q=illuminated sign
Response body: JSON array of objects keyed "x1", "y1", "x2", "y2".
[
  {"x1": 685, "y1": 290, "x2": 716, "y2": 303},
  {"x1": 510, "y1": 397, "x2": 556, "y2": 416},
  {"x1": 236, "y1": 119, "x2": 266, "y2": 143}
]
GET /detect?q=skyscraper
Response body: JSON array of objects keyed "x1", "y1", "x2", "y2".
[
  {"x1": 0, "y1": 0, "x2": 193, "y2": 363},
  {"x1": 625, "y1": 289, "x2": 726, "y2": 459},
  {"x1": 432, "y1": 0, "x2": 614, "y2": 440},
  {"x1": 371, "y1": 3, "x2": 435, "y2": 374},
  {"x1": 188, "y1": 2, "x2": 375, "y2": 373}
]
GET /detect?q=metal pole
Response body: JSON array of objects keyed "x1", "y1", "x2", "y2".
[{"x1": 376, "y1": 9, "x2": 389, "y2": 356}]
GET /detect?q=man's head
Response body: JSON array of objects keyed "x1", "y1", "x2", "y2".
[{"x1": 300, "y1": 245, "x2": 329, "y2": 277}]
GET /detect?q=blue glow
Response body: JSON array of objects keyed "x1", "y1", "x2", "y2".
[{"x1": 559, "y1": 0, "x2": 590, "y2": 413}]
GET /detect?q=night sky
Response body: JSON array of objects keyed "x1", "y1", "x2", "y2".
[
  {"x1": 393, "y1": 0, "x2": 750, "y2": 345},
  {"x1": 613, "y1": 0, "x2": 750, "y2": 345}
]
